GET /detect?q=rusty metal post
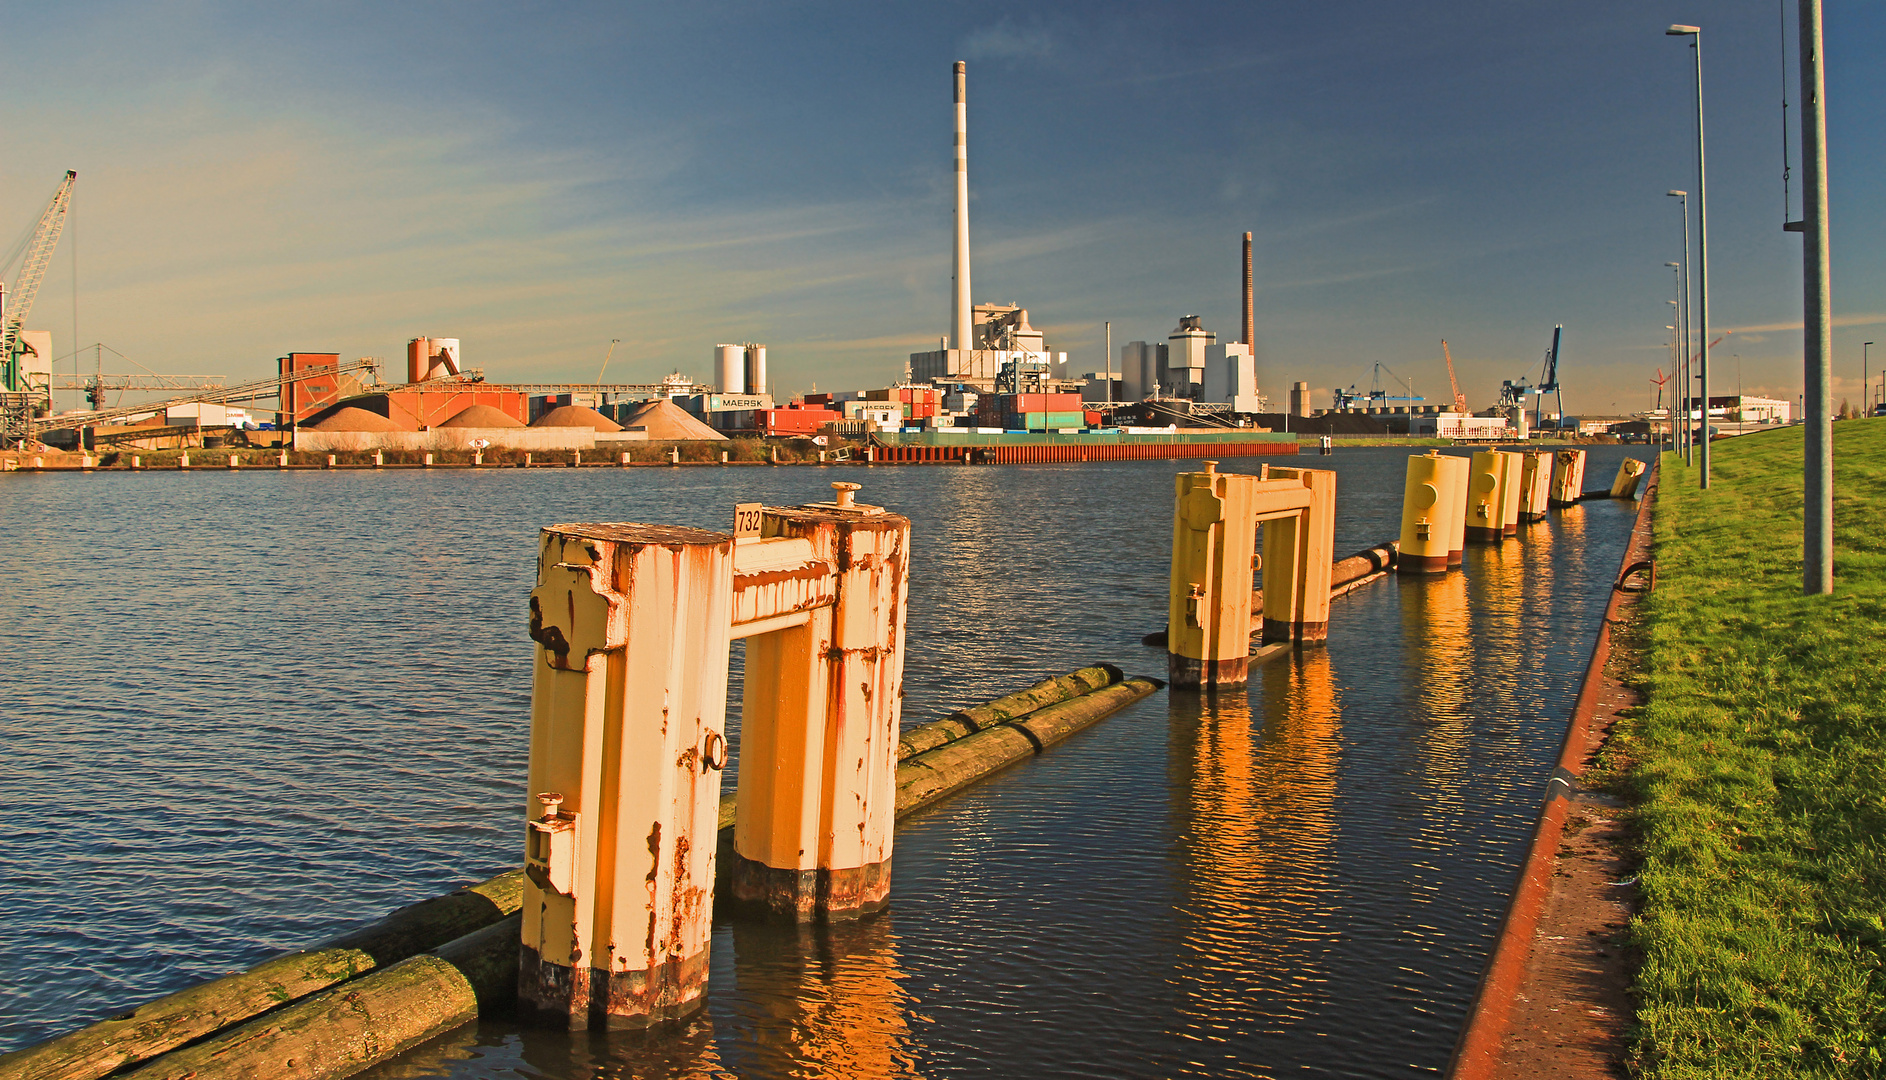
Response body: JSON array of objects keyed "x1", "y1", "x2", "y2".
[
  {"x1": 732, "y1": 482, "x2": 911, "y2": 920},
  {"x1": 1260, "y1": 466, "x2": 1336, "y2": 643},
  {"x1": 1516, "y1": 450, "x2": 1550, "y2": 522},
  {"x1": 1547, "y1": 449, "x2": 1586, "y2": 507},
  {"x1": 1167, "y1": 461, "x2": 1261, "y2": 688},
  {"x1": 518, "y1": 523, "x2": 734, "y2": 1029}
]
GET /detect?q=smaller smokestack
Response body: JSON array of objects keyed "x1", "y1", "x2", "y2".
[{"x1": 1242, "y1": 232, "x2": 1254, "y2": 347}]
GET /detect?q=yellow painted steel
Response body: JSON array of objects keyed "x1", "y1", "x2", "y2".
[
  {"x1": 1167, "y1": 462, "x2": 1264, "y2": 686},
  {"x1": 1441, "y1": 453, "x2": 1469, "y2": 565},
  {"x1": 1610, "y1": 457, "x2": 1646, "y2": 498},
  {"x1": 521, "y1": 522, "x2": 733, "y2": 1029},
  {"x1": 1548, "y1": 448, "x2": 1587, "y2": 506},
  {"x1": 1464, "y1": 450, "x2": 1507, "y2": 542},
  {"x1": 1516, "y1": 450, "x2": 1551, "y2": 522},
  {"x1": 1497, "y1": 451, "x2": 1526, "y2": 534},
  {"x1": 733, "y1": 490, "x2": 911, "y2": 921},
  {"x1": 1259, "y1": 467, "x2": 1337, "y2": 642},
  {"x1": 1396, "y1": 452, "x2": 1454, "y2": 572}
]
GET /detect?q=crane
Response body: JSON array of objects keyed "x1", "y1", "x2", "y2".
[
  {"x1": 1, "y1": 171, "x2": 77, "y2": 396},
  {"x1": 1440, "y1": 339, "x2": 1467, "y2": 413},
  {"x1": 1533, "y1": 325, "x2": 1564, "y2": 432}
]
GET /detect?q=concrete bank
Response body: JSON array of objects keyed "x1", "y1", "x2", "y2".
[{"x1": 1447, "y1": 462, "x2": 1657, "y2": 1080}]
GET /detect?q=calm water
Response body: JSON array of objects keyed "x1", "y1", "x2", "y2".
[{"x1": 0, "y1": 447, "x2": 1647, "y2": 1078}]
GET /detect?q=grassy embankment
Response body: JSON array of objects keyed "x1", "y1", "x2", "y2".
[{"x1": 1605, "y1": 419, "x2": 1886, "y2": 1076}]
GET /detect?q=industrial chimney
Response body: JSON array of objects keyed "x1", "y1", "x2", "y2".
[
  {"x1": 952, "y1": 61, "x2": 973, "y2": 354},
  {"x1": 1242, "y1": 232, "x2": 1254, "y2": 347}
]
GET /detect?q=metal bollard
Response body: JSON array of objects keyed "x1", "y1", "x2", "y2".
[
  {"x1": 731, "y1": 483, "x2": 911, "y2": 923},
  {"x1": 1516, "y1": 450, "x2": 1550, "y2": 522},
  {"x1": 326, "y1": 454, "x2": 338, "y2": 469},
  {"x1": 524, "y1": 453, "x2": 533, "y2": 468},
  {"x1": 277, "y1": 452, "x2": 289, "y2": 468},
  {"x1": 131, "y1": 456, "x2": 142, "y2": 470},
  {"x1": 227, "y1": 454, "x2": 239, "y2": 469},
  {"x1": 178, "y1": 453, "x2": 190, "y2": 470},
  {"x1": 424, "y1": 453, "x2": 434, "y2": 467},
  {"x1": 620, "y1": 452, "x2": 630, "y2": 466},
  {"x1": 670, "y1": 448, "x2": 680, "y2": 465},
  {"x1": 1548, "y1": 449, "x2": 1587, "y2": 507},
  {"x1": 473, "y1": 451, "x2": 483, "y2": 466},
  {"x1": 1441, "y1": 454, "x2": 1469, "y2": 567},
  {"x1": 1167, "y1": 461, "x2": 1337, "y2": 687},
  {"x1": 1464, "y1": 450, "x2": 1509, "y2": 543},
  {"x1": 1397, "y1": 452, "x2": 1454, "y2": 573},
  {"x1": 573, "y1": 451, "x2": 581, "y2": 467},
  {"x1": 1610, "y1": 458, "x2": 1647, "y2": 499},
  {"x1": 520, "y1": 522, "x2": 735, "y2": 1030},
  {"x1": 373, "y1": 450, "x2": 385, "y2": 468},
  {"x1": 721, "y1": 451, "x2": 729, "y2": 464}
]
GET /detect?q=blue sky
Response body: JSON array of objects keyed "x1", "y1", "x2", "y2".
[{"x1": 3, "y1": 1, "x2": 1881, "y2": 414}]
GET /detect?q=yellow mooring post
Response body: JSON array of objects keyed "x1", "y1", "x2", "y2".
[
  {"x1": 1397, "y1": 451, "x2": 1454, "y2": 573},
  {"x1": 1548, "y1": 448, "x2": 1587, "y2": 507},
  {"x1": 1167, "y1": 462, "x2": 1261, "y2": 688},
  {"x1": 1167, "y1": 462, "x2": 1336, "y2": 688},
  {"x1": 731, "y1": 482, "x2": 911, "y2": 921},
  {"x1": 1497, "y1": 451, "x2": 1526, "y2": 535},
  {"x1": 1441, "y1": 453, "x2": 1469, "y2": 567},
  {"x1": 1464, "y1": 450, "x2": 1508, "y2": 543},
  {"x1": 1259, "y1": 466, "x2": 1337, "y2": 644},
  {"x1": 1610, "y1": 457, "x2": 1647, "y2": 499},
  {"x1": 1516, "y1": 450, "x2": 1550, "y2": 523},
  {"x1": 520, "y1": 522, "x2": 735, "y2": 1029}
]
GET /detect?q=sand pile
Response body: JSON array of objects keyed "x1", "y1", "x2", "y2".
[
  {"x1": 438, "y1": 404, "x2": 524, "y2": 428},
  {"x1": 531, "y1": 405, "x2": 623, "y2": 432},
  {"x1": 311, "y1": 407, "x2": 403, "y2": 432},
  {"x1": 617, "y1": 399, "x2": 726, "y2": 441}
]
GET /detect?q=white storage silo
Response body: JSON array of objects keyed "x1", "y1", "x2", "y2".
[
  {"x1": 429, "y1": 338, "x2": 461, "y2": 379},
  {"x1": 715, "y1": 344, "x2": 746, "y2": 395},
  {"x1": 744, "y1": 345, "x2": 767, "y2": 396}
]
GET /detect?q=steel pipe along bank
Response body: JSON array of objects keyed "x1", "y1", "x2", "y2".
[{"x1": 7, "y1": 665, "x2": 1154, "y2": 1080}]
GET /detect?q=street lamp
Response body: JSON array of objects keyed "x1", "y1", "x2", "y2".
[
  {"x1": 1668, "y1": 24, "x2": 1710, "y2": 487},
  {"x1": 1665, "y1": 203, "x2": 1691, "y2": 463},
  {"x1": 1867, "y1": 342, "x2": 1876, "y2": 416}
]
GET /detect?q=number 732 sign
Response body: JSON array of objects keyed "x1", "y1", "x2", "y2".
[{"x1": 733, "y1": 503, "x2": 763, "y2": 539}]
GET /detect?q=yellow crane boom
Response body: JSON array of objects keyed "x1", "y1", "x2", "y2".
[{"x1": 1441, "y1": 339, "x2": 1467, "y2": 413}]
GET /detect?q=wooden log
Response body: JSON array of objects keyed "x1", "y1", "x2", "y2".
[
  {"x1": 121, "y1": 915, "x2": 520, "y2": 1080},
  {"x1": 895, "y1": 664, "x2": 1122, "y2": 759},
  {"x1": 0, "y1": 871, "x2": 523, "y2": 1080},
  {"x1": 894, "y1": 678, "x2": 1161, "y2": 817}
]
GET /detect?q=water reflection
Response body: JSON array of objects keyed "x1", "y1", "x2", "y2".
[
  {"x1": 1165, "y1": 652, "x2": 1342, "y2": 1059},
  {"x1": 720, "y1": 915, "x2": 925, "y2": 1079}
]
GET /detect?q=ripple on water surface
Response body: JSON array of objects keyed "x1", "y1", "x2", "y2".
[{"x1": 0, "y1": 448, "x2": 1646, "y2": 1077}]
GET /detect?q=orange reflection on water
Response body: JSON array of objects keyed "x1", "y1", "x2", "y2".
[
  {"x1": 1166, "y1": 652, "x2": 1343, "y2": 1034},
  {"x1": 731, "y1": 916, "x2": 926, "y2": 1080}
]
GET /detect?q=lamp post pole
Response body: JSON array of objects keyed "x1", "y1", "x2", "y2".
[
  {"x1": 1665, "y1": 196, "x2": 1692, "y2": 464},
  {"x1": 1797, "y1": 0, "x2": 1833, "y2": 594},
  {"x1": 1864, "y1": 342, "x2": 1873, "y2": 415},
  {"x1": 1668, "y1": 24, "x2": 1711, "y2": 485}
]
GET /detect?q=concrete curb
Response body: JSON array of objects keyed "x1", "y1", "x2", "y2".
[{"x1": 1447, "y1": 459, "x2": 1658, "y2": 1079}]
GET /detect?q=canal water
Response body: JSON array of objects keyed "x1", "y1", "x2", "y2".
[{"x1": 0, "y1": 447, "x2": 1648, "y2": 1078}]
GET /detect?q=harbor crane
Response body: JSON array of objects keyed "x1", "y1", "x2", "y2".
[
  {"x1": 1440, "y1": 339, "x2": 1468, "y2": 413},
  {"x1": 1, "y1": 171, "x2": 77, "y2": 396},
  {"x1": 1333, "y1": 361, "x2": 1424, "y2": 411},
  {"x1": 1534, "y1": 325, "x2": 1564, "y2": 432}
]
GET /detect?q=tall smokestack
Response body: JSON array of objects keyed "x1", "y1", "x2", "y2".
[
  {"x1": 1242, "y1": 232, "x2": 1254, "y2": 346},
  {"x1": 952, "y1": 61, "x2": 973, "y2": 354}
]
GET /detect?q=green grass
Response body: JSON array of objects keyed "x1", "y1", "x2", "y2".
[{"x1": 1610, "y1": 418, "x2": 1886, "y2": 1077}]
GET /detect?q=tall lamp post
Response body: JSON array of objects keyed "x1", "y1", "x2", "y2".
[
  {"x1": 1665, "y1": 194, "x2": 1692, "y2": 464},
  {"x1": 1797, "y1": 0, "x2": 1832, "y2": 594},
  {"x1": 1666, "y1": 264, "x2": 1685, "y2": 456},
  {"x1": 1668, "y1": 24, "x2": 1709, "y2": 486},
  {"x1": 1866, "y1": 342, "x2": 1875, "y2": 416}
]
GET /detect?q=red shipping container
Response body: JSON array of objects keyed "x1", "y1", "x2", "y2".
[{"x1": 1084, "y1": 411, "x2": 1102, "y2": 427}]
